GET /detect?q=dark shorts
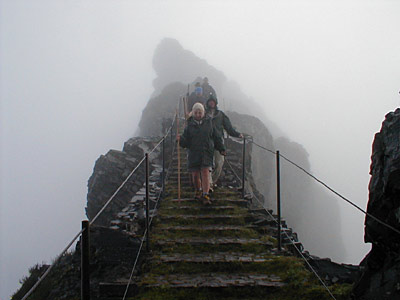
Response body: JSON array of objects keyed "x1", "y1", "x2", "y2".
[{"x1": 188, "y1": 166, "x2": 212, "y2": 172}]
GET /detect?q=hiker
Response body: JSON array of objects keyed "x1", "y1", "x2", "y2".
[
  {"x1": 187, "y1": 82, "x2": 206, "y2": 111},
  {"x1": 178, "y1": 103, "x2": 226, "y2": 204},
  {"x1": 201, "y1": 77, "x2": 217, "y2": 99},
  {"x1": 205, "y1": 95, "x2": 243, "y2": 189}
]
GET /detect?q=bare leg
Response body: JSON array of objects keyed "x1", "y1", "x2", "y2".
[
  {"x1": 200, "y1": 168, "x2": 210, "y2": 194},
  {"x1": 192, "y1": 171, "x2": 201, "y2": 191}
]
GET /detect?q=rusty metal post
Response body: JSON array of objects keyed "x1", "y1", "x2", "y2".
[
  {"x1": 145, "y1": 153, "x2": 150, "y2": 252},
  {"x1": 81, "y1": 220, "x2": 90, "y2": 300},
  {"x1": 162, "y1": 138, "x2": 165, "y2": 197},
  {"x1": 241, "y1": 136, "x2": 246, "y2": 199},
  {"x1": 276, "y1": 150, "x2": 282, "y2": 251},
  {"x1": 176, "y1": 111, "x2": 181, "y2": 202}
]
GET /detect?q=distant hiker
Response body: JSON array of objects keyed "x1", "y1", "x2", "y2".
[
  {"x1": 178, "y1": 103, "x2": 226, "y2": 204},
  {"x1": 206, "y1": 95, "x2": 243, "y2": 188},
  {"x1": 187, "y1": 82, "x2": 206, "y2": 111},
  {"x1": 202, "y1": 77, "x2": 217, "y2": 99}
]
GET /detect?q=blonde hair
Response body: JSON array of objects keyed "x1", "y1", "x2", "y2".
[{"x1": 191, "y1": 102, "x2": 205, "y2": 116}]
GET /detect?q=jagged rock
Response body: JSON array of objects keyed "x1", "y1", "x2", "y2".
[
  {"x1": 152, "y1": 38, "x2": 226, "y2": 97},
  {"x1": 307, "y1": 258, "x2": 358, "y2": 285},
  {"x1": 86, "y1": 137, "x2": 158, "y2": 226},
  {"x1": 353, "y1": 108, "x2": 400, "y2": 300}
]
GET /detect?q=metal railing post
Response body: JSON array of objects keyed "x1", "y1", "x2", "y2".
[
  {"x1": 241, "y1": 136, "x2": 246, "y2": 199},
  {"x1": 145, "y1": 153, "x2": 150, "y2": 252},
  {"x1": 170, "y1": 121, "x2": 174, "y2": 162},
  {"x1": 276, "y1": 150, "x2": 282, "y2": 251},
  {"x1": 162, "y1": 138, "x2": 165, "y2": 197},
  {"x1": 81, "y1": 220, "x2": 90, "y2": 300}
]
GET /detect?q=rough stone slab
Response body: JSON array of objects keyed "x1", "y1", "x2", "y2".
[
  {"x1": 159, "y1": 252, "x2": 272, "y2": 263},
  {"x1": 156, "y1": 237, "x2": 273, "y2": 246},
  {"x1": 142, "y1": 273, "x2": 285, "y2": 288},
  {"x1": 162, "y1": 205, "x2": 238, "y2": 211},
  {"x1": 160, "y1": 214, "x2": 246, "y2": 220},
  {"x1": 169, "y1": 198, "x2": 248, "y2": 207},
  {"x1": 157, "y1": 225, "x2": 257, "y2": 231}
]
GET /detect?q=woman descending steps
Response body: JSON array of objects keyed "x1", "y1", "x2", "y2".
[{"x1": 177, "y1": 102, "x2": 226, "y2": 204}]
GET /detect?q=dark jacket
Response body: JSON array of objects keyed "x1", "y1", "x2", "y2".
[
  {"x1": 187, "y1": 93, "x2": 206, "y2": 112},
  {"x1": 180, "y1": 116, "x2": 225, "y2": 170},
  {"x1": 206, "y1": 107, "x2": 241, "y2": 138},
  {"x1": 202, "y1": 83, "x2": 217, "y2": 99}
]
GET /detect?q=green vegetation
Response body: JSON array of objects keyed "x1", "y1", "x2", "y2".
[
  {"x1": 11, "y1": 255, "x2": 80, "y2": 300},
  {"x1": 132, "y1": 179, "x2": 352, "y2": 300}
]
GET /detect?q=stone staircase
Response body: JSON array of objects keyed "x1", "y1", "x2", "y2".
[{"x1": 98, "y1": 147, "x2": 352, "y2": 300}]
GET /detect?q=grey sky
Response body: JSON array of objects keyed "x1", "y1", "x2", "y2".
[{"x1": 1, "y1": 0, "x2": 400, "y2": 298}]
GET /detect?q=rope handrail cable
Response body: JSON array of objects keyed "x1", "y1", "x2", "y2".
[
  {"x1": 122, "y1": 102, "x2": 181, "y2": 300},
  {"x1": 250, "y1": 140, "x2": 400, "y2": 236},
  {"x1": 224, "y1": 156, "x2": 336, "y2": 300},
  {"x1": 224, "y1": 158, "x2": 242, "y2": 184},
  {"x1": 92, "y1": 107, "x2": 179, "y2": 225},
  {"x1": 250, "y1": 140, "x2": 276, "y2": 155},
  {"x1": 90, "y1": 156, "x2": 146, "y2": 225},
  {"x1": 21, "y1": 229, "x2": 85, "y2": 300},
  {"x1": 251, "y1": 194, "x2": 337, "y2": 300}
]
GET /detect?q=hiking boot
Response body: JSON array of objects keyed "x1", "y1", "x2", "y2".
[{"x1": 201, "y1": 193, "x2": 212, "y2": 205}]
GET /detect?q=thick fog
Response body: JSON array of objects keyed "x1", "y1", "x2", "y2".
[{"x1": 1, "y1": 0, "x2": 400, "y2": 298}]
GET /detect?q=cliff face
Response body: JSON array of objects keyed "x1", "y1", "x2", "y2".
[
  {"x1": 353, "y1": 108, "x2": 400, "y2": 299},
  {"x1": 86, "y1": 137, "x2": 162, "y2": 226}
]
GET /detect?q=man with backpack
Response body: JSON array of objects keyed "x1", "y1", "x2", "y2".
[{"x1": 205, "y1": 95, "x2": 243, "y2": 189}]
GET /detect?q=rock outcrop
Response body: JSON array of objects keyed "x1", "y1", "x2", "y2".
[
  {"x1": 86, "y1": 136, "x2": 162, "y2": 226},
  {"x1": 353, "y1": 108, "x2": 400, "y2": 299}
]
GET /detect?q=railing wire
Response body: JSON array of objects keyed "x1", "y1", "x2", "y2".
[
  {"x1": 225, "y1": 156, "x2": 337, "y2": 300},
  {"x1": 249, "y1": 140, "x2": 400, "y2": 236},
  {"x1": 122, "y1": 106, "x2": 181, "y2": 299}
]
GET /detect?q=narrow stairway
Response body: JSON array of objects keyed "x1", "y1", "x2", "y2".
[{"x1": 129, "y1": 150, "x2": 349, "y2": 300}]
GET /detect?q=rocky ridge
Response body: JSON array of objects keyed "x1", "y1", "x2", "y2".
[{"x1": 353, "y1": 108, "x2": 400, "y2": 300}]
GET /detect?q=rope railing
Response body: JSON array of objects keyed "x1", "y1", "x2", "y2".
[
  {"x1": 247, "y1": 139, "x2": 400, "y2": 236},
  {"x1": 20, "y1": 102, "x2": 181, "y2": 300},
  {"x1": 121, "y1": 97, "x2": 183, "y2": 300},
  {"x1": 122, "y1": 117, "x2": 180, "y2": 300},
  {"x1": 224, "y1": 156, "x2": 337, "y2": 300},
  {"x1": 251, "y1": 192, "x2": 337, "y2": 300}
]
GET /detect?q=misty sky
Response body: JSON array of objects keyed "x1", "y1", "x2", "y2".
[{"x1": 1, "y1": 0, "x2": 400, "y2": 298}]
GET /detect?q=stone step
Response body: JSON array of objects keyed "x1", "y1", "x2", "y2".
[
  {"x1": 159, "y1": 214, "x2": 250, "y2": 224},
  {"x1": 157, "y1": 224, "x2": 258, "y2": 232},
  {"x1": 155, "y1": 237, "x2": 274, "y2": 247},
  {"x1": 99, "y1": 274, "x2": 284, "y2": 297},
  {"x1": 169, "y1": 198, "x2": 248, "y2": 207},
  {"x1": 161, "y1": 205, "x2": 239, "y2": 213},
  {"x1": 158, "y1": 252, "x2": 272, "y2": 263},
  {"x1": 141, "y1": 273, "x2": 285, "y2": 288}
]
